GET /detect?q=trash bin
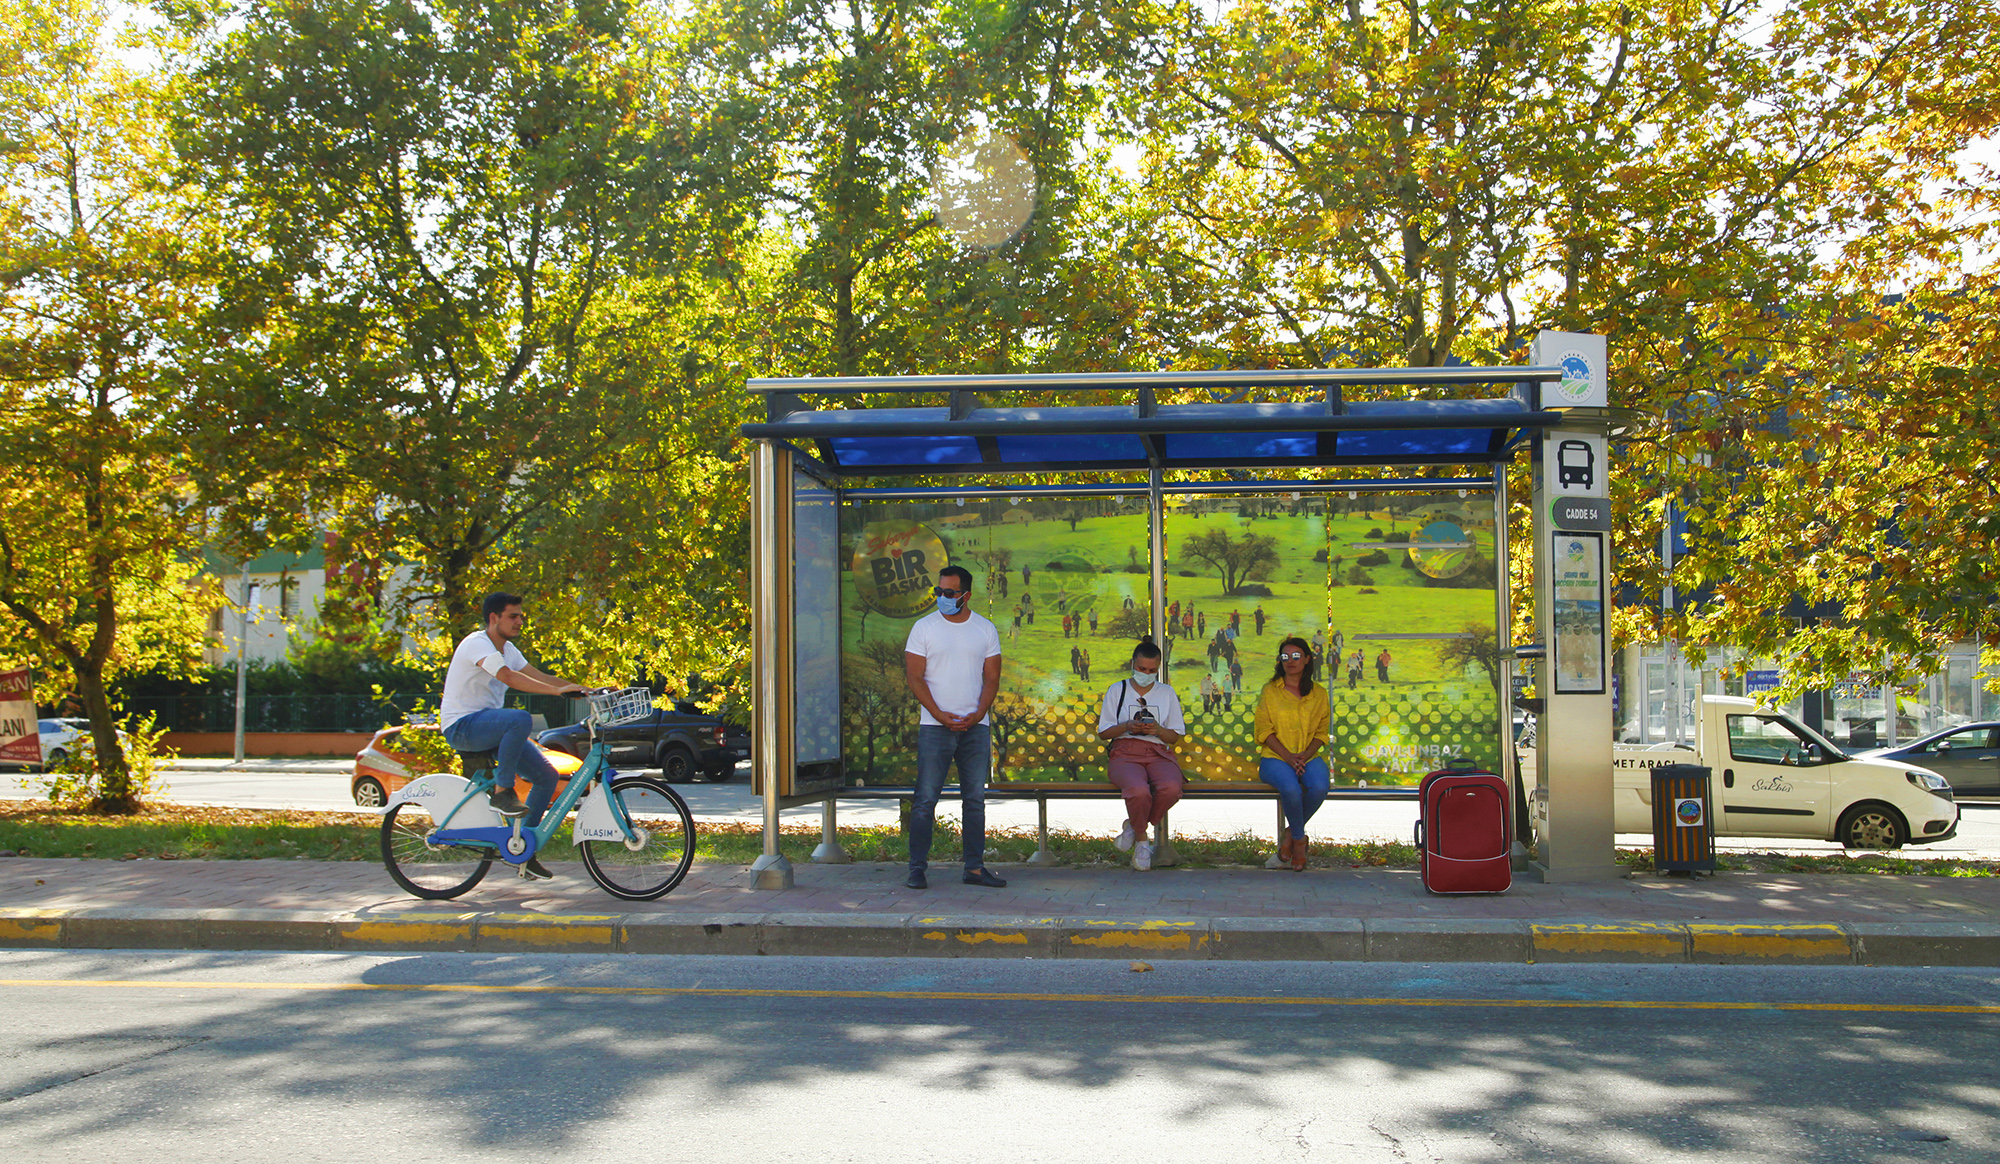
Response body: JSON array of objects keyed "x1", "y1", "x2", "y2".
[{"x1": 1649, "y1": 763, "x2": 1716, "y2": 873}]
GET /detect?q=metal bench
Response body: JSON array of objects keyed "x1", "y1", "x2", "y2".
[{"x1": 803, "y1": 782, "x2": 1421, "y2": 869}]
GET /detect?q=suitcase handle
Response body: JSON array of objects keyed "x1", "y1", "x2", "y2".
[{"x1": 1413, "y1": 819, "x2": 1423, "y2": 851}]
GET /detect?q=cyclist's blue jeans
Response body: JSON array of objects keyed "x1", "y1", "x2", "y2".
[
  {"x1": 910, "y1": 724, "x2": 989, "y2": 872},
  {"x1": 1259, "y1": 757, "x2": 1331, "y2": 840},
  {"x1": 445, "y1": 708, "x2": 559, "y2": 826}
]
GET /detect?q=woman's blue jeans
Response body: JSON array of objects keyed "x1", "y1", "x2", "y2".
[
  {"x1": 1259, "y1": 757, "x2": 1331, "y2": 840},
  {"x1": 444, "y1": 708, "x2": 560, "y2": 826}
]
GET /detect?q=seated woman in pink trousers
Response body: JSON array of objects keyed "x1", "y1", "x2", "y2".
[{"x1": 1096, "y1": 637, "x2": 1187, "y2": 871}]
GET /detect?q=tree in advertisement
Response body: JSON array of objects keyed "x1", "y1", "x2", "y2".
[
  {"x1": 0, "y1": 0, "x2": 216, "y2": 811},
  {"x1": 176, "y1": 0, "x2": 764, "y2": 680}
]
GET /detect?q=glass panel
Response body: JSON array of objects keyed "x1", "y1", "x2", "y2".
[
  {"x1": 1947, "y1": 656, "x2": 1975, "y2": 726},
  {"x1": 792, "y1": 471, "x2": 841, "y2": 768},
  {"x1": 1634, "y1": 662, "x2": 1665, "y2": 744},
  {"x1": 838, "y1": 493, "x2": 1150, "y2": 785},
  {"x1": 1172, "y1": 490, "x2": 1500, "y2": 787},
  {"x1": 1826, "y1": 679, "x2": 1881, "y2": 749}
]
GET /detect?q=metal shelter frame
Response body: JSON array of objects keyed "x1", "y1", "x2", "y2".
[{"x1": 740, "y1": 365, "x2": 1569, "y2": 888}]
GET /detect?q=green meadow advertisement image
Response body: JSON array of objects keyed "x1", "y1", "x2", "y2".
[{"x1": 837, "y1": 491, "x2": 1502, "y2": 788}]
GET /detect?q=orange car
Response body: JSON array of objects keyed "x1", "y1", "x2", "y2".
[{"x1": 351, "y1": 724, "x2": 584, "y2": 808}]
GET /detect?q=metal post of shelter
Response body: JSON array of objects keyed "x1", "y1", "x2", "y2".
[
  {"x1": 812, "y1": 799, "x2": 852, "y2": 863},
  {"x1": 1026, "y1": 795, "x2": 1059, "y2": 865},
  {"x1": 749, "y1": 440, "x2": 794, "y2": 890}
]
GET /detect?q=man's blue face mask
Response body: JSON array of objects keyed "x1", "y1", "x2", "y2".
[{"x1": 934, "y1": 585, "x2": 968, "y2": 615}]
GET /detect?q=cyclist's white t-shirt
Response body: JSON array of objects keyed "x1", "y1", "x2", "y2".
[
  {"x1": 440, "y1": 630, "x2": 528, "y2": 730},
  {"x1": 904, "y1": 610, "x2": 1002, "y2": 726}
]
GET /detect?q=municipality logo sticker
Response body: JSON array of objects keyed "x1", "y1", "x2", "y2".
[{"x1": 1557, "y1": 350, "x2": 1592, "y2": 401}]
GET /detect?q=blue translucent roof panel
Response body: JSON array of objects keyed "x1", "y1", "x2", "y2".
[
  {"x1": 828, "y1": 435, "x2": 982, "y2": 466},
  {"x1": 1333, "y1": 399, "x2": 1507, "y2": 460},
  {"x1": 993, "y1": 434, "x2": 1149, "y2": 463},
  {"x1": 1162, "y1": 432, "x2": 1318, "y2": 459}
]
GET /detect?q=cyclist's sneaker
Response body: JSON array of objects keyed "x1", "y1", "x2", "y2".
[
  {"x1": 488, "y1": 788, "x2": 528, "y2": 817},
  {"x1": 521, "y1": 857, "x2": 555, "y2": 881}
]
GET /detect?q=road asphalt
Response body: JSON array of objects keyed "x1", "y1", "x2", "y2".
[{"x1": 4, "y1": 952, "x2": 1995, "y2": 1163}]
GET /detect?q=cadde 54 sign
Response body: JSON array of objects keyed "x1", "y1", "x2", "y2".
[{"x1": 0, "y1": 668, "x2": 38, "y2": 766}]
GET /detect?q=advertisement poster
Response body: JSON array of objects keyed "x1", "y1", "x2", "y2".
[
  {"x1": 837, "y1": 492, "x2": 1502, "y2": 787},
  {"x1": 1551, "y1": 533, "x2": 1606, "y2": 695},
  {"x1": 0, "y1": 668, "x2": 38, "y2": 766}
]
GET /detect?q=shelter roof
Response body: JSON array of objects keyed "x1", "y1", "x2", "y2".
[{"x1": 740, "y1": 367, "x2": 1564, "y2": 476}]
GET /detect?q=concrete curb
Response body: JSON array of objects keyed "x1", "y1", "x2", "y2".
[{"x1": 6, "y1": 906, "x2": 2000, "y2": 965}]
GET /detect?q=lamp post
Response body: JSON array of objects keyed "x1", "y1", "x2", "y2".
[{"x1": 231, "y1": 570, "x2": 257, "y2": 765}]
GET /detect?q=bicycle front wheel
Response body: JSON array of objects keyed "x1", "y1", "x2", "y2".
[
  {"x1": 579, "y1": 776, "x2": 696, "y2": 901},
  {"x1": 381, "y1": 802, "x2": 492, "y2": 900}
]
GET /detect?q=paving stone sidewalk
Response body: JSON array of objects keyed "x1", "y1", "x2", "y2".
[{"x1": 5, "y1": 854, "x2": 2000, "y2": 922}]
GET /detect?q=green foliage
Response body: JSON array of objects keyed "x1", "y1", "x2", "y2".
[
  {"x1": 39, "y1": 712, "x2": 175, "y2": 811},
  {"x1": 1181, "y1": 527, "x2": 1280, "y2": 596},
  {"x1": 0, "y1": 0, "x2": 221, "y2": 809}
]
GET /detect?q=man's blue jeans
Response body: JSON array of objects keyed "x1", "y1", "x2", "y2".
[
  {"x1": 910, "y1": 724, "x2": 990, "y2": 872},
  {"x1": 444, "y1": 708, "x2": 560, "y2": 826},
  {"x1": 1259, "y1": 757, "x2": 1332, "y2": 840}
]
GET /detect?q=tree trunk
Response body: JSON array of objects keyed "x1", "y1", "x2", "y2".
[{"x1": 74, "y1": 662, "x2": 137, "y2": 814}]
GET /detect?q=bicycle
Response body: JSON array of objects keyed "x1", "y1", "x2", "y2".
[{"x1": 378, "y1": 688, "x2": 697, "y2": 902}]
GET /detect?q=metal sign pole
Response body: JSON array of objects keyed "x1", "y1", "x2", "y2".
[{"x1": 1528, "y1": 331, "x2": 1619, "y2": 882}]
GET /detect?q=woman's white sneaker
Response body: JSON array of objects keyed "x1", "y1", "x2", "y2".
[
  {"x1": 1115, "y1": 823, "x2": 1135, "y2": 852},
  {"x1": 1133, "y1": 841, "x2": 1154, "y2": 871}
]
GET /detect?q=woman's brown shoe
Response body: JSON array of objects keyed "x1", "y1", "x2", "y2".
[
  {"x1": 1291, "y1": 838, "x2": 1309, "y2": 872},
  {"x1": 1278, "y1": 834, "x2": 1293, "y2": 864}
]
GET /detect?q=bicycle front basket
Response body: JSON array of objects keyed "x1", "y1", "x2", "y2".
[{"x1": 588, "y1": 687, "x2": 654, "y2": 727}]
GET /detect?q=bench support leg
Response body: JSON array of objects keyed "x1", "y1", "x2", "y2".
[
  {"x1": 1265, "y1": 800, "x2": 1288, "y2": 869},
  {"x1": 811, "y1": 799, "x2": 852, "y2": 864},
  {"x1": 1025, "y1": 796, "x2": 1060, "y2": 865},
  {"x1": 1152, "y1": 807, "x2": 1180, "y2": 867}
]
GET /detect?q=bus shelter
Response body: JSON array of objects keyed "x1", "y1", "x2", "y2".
[{"x1": 738, "y1": 357, "x2": 1618, "y2": 887}]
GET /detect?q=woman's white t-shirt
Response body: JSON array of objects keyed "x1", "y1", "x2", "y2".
[{"x1": 1097, "y1": 678, "x2": 1187, "y2": 759}]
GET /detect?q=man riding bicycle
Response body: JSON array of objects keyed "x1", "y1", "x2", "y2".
[{"x1": 440, "y1": 592, "x2": 587, "y2": 880}]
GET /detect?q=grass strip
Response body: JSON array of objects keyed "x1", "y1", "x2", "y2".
[{"x1": 0, "y1": 802, "x2": 1992, "y2": 875}]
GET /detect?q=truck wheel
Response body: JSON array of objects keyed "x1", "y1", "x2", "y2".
[
  {"x1": 658, "y1": 744, "x2": 697, "y2": 783},
  {"x1": 702, "y1": 766, "x2": 732, "y2": 783},
  {"x1": 1838, "y1": 802, "x2": 1908, "y2": 850}
]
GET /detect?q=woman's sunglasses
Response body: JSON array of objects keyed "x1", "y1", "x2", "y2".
[{"x1": 1278, "y1": 651, "x2": 1307, "y2": 661}]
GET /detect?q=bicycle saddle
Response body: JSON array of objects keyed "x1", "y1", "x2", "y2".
[{"x1": 457, "y1": 750, "x2": 500, "y2": 775}]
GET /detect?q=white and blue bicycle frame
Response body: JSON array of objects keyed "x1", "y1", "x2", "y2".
[{"x1": 381, "y1": 742, "x2": 640, "y2": 867}]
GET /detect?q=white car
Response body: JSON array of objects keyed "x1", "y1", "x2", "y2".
[{"x1": 36, "y1": 718, "x2": 91, "y2": 767}]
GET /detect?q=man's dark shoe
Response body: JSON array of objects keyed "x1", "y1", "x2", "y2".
[
  {"x1": 488, "y1": 788, "x2": 528, "y2": 817},
  {"x1": 962, "y1": 867, "x2": 1007, "y2": 888},
  {"x1": 903, "y1": 868, "x2": 927, "y2": 890},
  {"x1": 521, "y1": 857, "x2": 555, "y2": 881}
]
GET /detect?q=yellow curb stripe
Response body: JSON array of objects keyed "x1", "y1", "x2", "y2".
[
  {"x1": 4, "y1": 979, "x2": 1995, "y2": 1015},
  {"x1": 1068, "y1": 931, "x2": 1210, "y2": 951},
  {"x1": 1688, "y1": 923, "x2": 1851, "y2": 960},
  {"x1": 1531, "y1": 923, "x2": 1685, "y2": 958}
]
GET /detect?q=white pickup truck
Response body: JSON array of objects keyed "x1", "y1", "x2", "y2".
[{"x1": 1526, "y1": 695, "x2": 1959, "y2": 849}]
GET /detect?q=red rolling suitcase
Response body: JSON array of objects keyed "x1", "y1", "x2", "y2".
[{"x1": 1414, "y1": 769, "x2": 1512, "y2": 894}]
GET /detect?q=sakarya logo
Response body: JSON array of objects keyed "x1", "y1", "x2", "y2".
[{"x1": 1557, "y1": 350, "x2": 1592, "y2": 401}]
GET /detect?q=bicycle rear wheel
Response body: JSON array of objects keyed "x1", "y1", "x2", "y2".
[
  {"x1": 579, "y1": 776, "x2": 696, "y2": 901},
  {"x1": 381, "y1": 802, "x2": 492, "y2": 899}
]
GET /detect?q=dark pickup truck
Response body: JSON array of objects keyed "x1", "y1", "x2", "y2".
[{"x1": 537, "y1": 701, "x2": 747, "y2": 782}]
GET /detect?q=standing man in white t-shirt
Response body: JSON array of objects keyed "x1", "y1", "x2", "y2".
[
  {"x1": 902, "y1": 565, "x2": 1005, "y2": 890},
  {"x1": 440, "y1": 593, "x2": 587, "y2": 879}
]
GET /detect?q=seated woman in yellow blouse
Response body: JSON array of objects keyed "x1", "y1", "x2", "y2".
[{"x1": 1252, "y1": 636, "x2": 1332, "y2": 872}]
